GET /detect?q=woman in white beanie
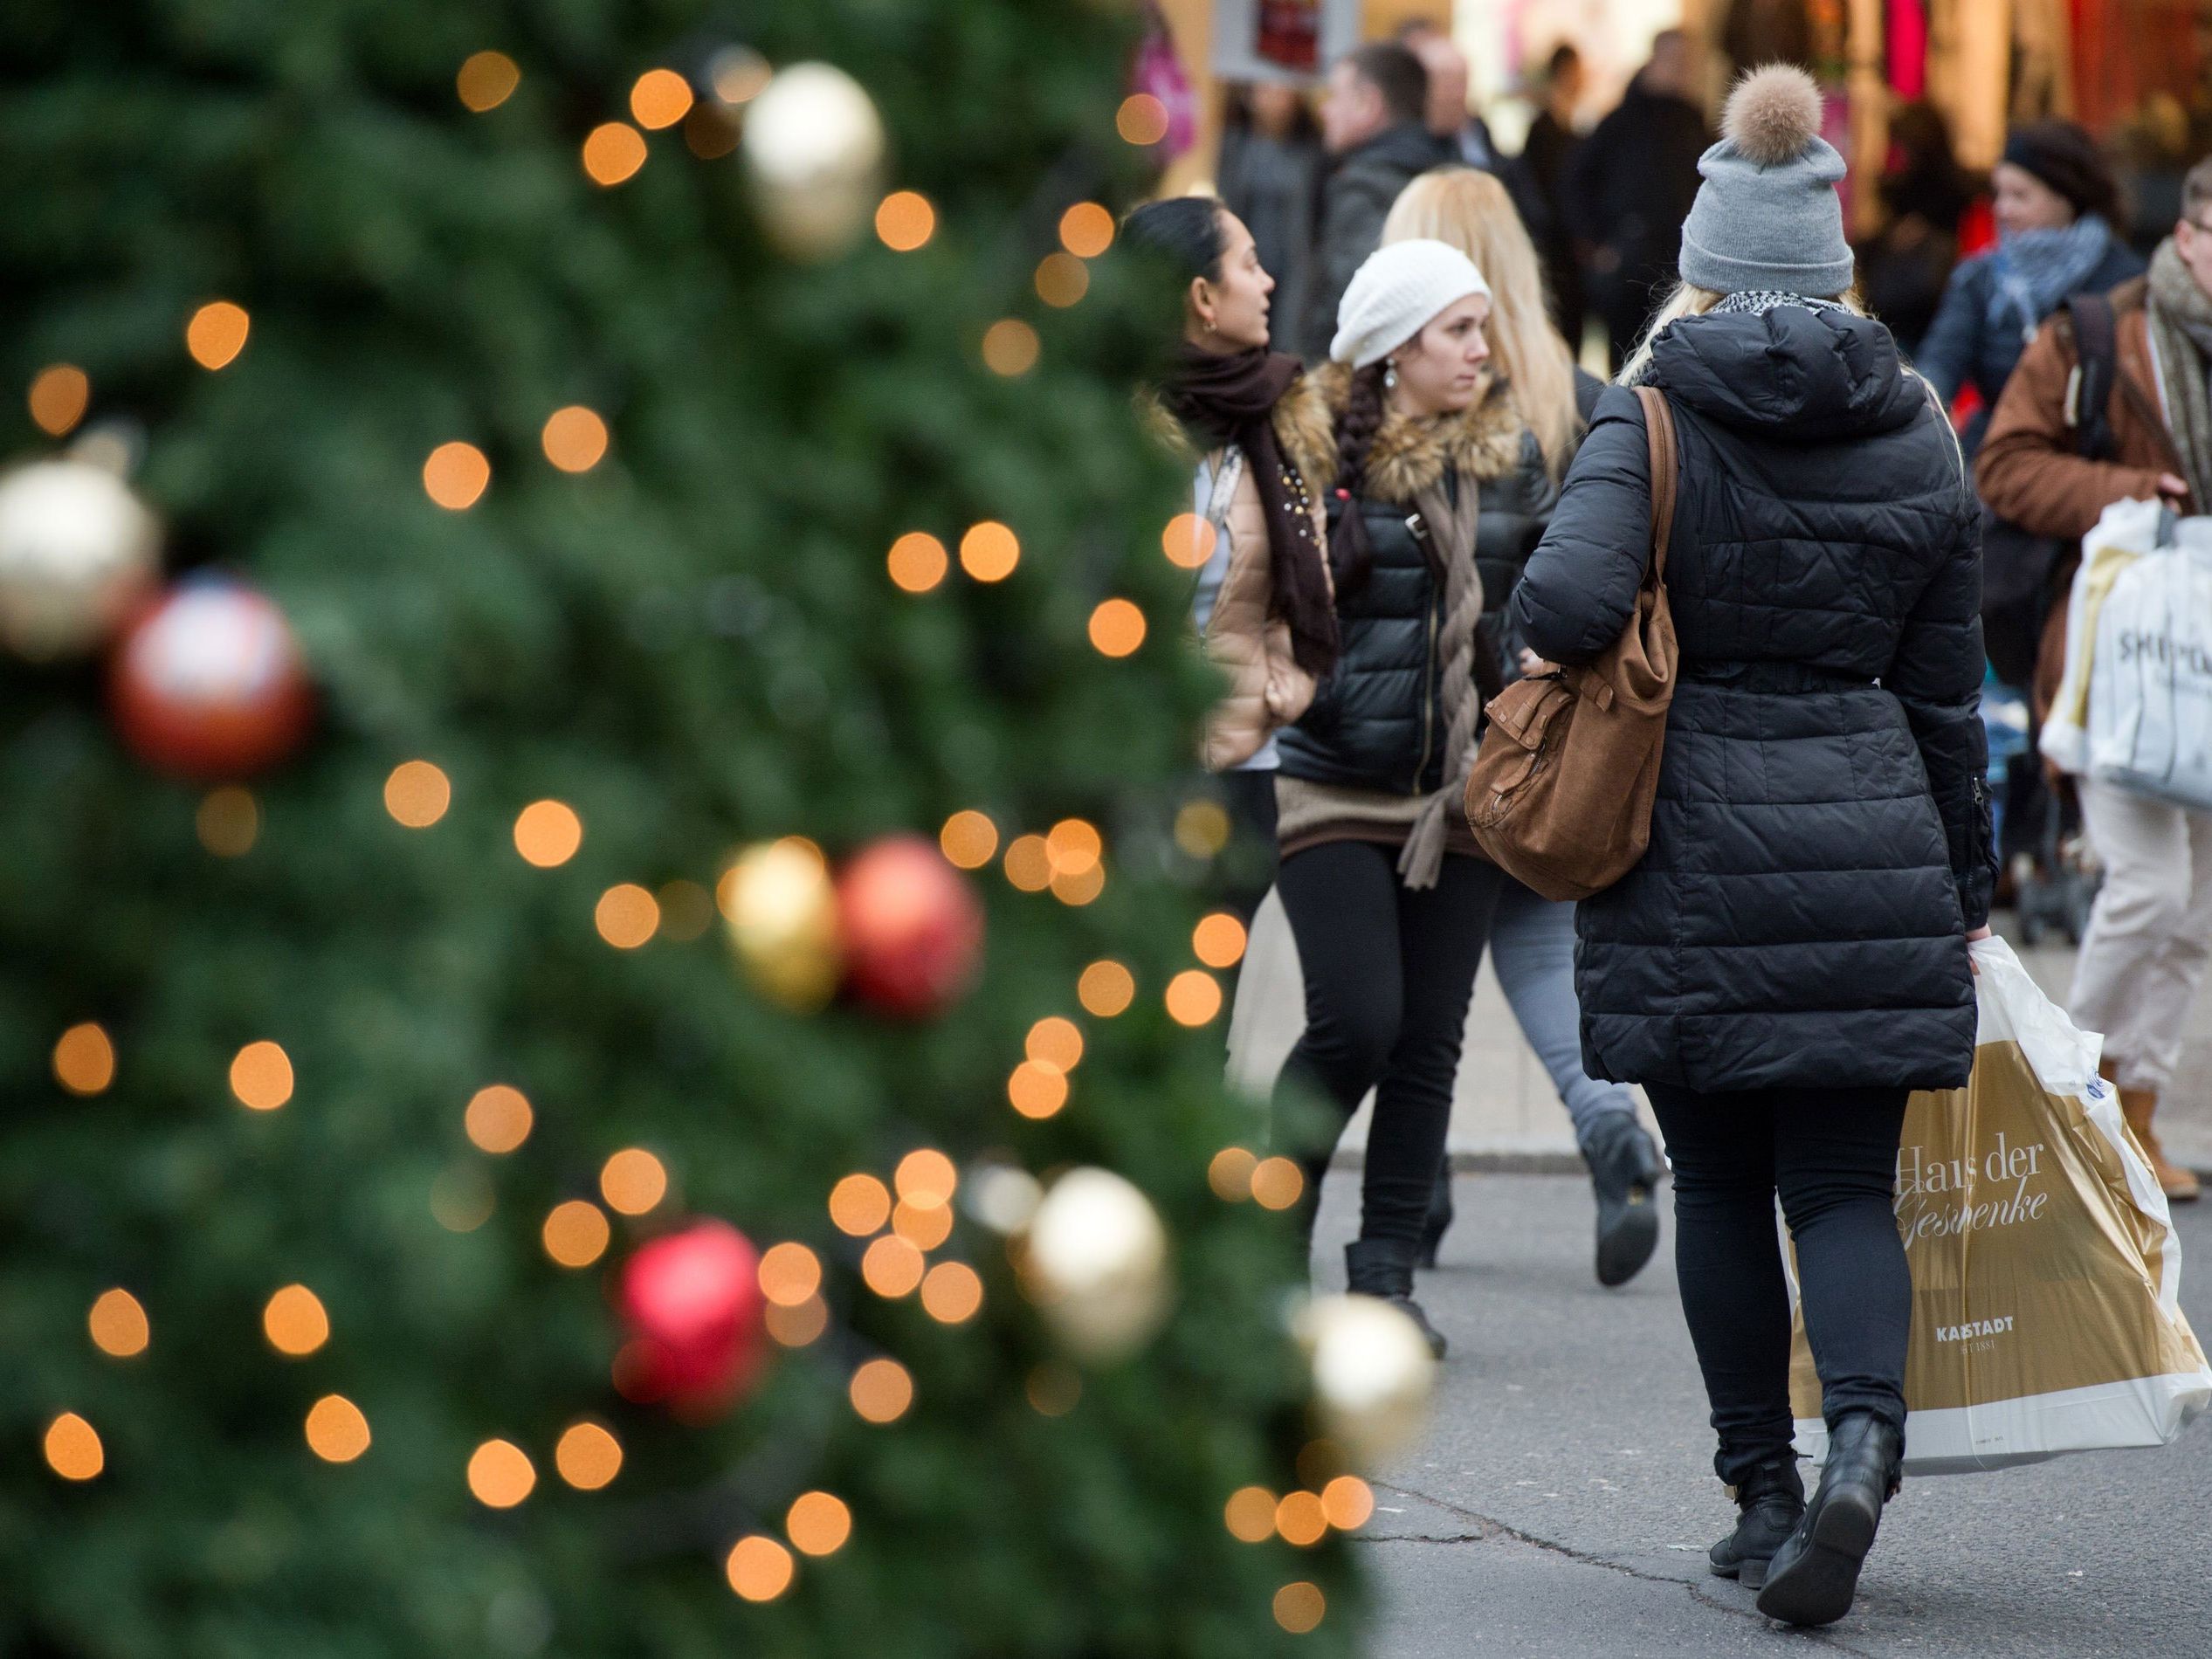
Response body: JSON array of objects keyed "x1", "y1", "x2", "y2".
[
  {"x1": 1512, "y1": 66, "x2": 1993, "y2": 1627},
  {"x1": 1382, "y1": 168, "x2": 1669, "y2": 1292},
  {"x1": 1266, "y1": 237, "x2": 1499, "y2": 1357}
]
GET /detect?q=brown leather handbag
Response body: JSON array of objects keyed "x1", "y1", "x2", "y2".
[{"x1": 1463, "y1": 386, "x2": 1678, "y2": 902}]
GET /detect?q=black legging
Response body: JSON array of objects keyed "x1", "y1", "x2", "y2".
[
  {"x1": 1272, "y1": 842, "x2": 1504, "y2": 1247},
  {"x1": 1645, "y1": 1083, "x2": 1912, "y2": 1488}
]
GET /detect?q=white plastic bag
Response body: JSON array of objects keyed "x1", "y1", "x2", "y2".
[
  {"x1": 1791, "y1": 937, "x2": 2212, "y2": 1474},
  {"x1": 2040, "y1": 495, "x2": 2165, "y2": 777},
  {"x1": 2084, "y1": 518, "x2": 2212, "y2": 809}
]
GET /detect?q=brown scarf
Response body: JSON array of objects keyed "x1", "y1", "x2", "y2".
[
  {"x1": 1396, "y1": 477, "x2": 1482, "y2": 890},
  {"x1": 2147, "y1": 237, "x2": 2212, "y2": 512},
  {"x1": 1161, "y1": 345, "x2": 1339, "y2": 676}
]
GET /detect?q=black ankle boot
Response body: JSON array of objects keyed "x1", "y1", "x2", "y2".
[
  {"x1": 1416, "y1": 1164, "x2": 1454, "y2": 1270},
  {"x1": 1707, "y1": 1458, "x2": 1805, "y2": 1589},
  {"x1": 1585, "y1": 1116, "x2": 1664, "y2": 1288},
  {"x1": 1344, "y1": 1238, "x2": 1447, "y2": 1358},
  {"x1": 1755, "y1": 1413, "x2": 1902, "y2": 1628}
]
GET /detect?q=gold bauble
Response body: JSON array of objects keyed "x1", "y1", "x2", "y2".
[
  {"x1": 1023, "y1": 1167, "x2": 1170, "y2": 1361},
  {"x1": 1294, "y1": 1293, "x2": 1437, "y2": 1470},
  {"x1": 721, "y1": 838, "x2": 841, "y2": 1010},
  {"x1": 741, "y1": 61, "x2": 885, "y2": 259},
  {"x1": 0, "y1": 458, "x2": 160, "y2": 660}
]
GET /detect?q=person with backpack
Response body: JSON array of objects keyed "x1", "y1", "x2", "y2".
[
  {"x1": 1510, "y1": 67, "x2": 1993, "y2": 1627},
  {"x1": 1977, "y1": 155, "x2": 2212, "y2": 1204},
  {"x1": 1380, "y1": 166, "x2": 1666, "y2": 1288},
  {"x1": 1267, "y1": 237, "x2": 1504, "y2": 1358}
]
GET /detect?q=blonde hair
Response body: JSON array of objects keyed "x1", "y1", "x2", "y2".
[
  {"x1": 1616, "y1": 282, "x2": 1871, "y2": 386},
  {"x1": 1382, "y1": 168, "x2": 1580, "y2": 478}
]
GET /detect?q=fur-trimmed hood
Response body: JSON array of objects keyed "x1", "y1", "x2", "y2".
[
  {"x1": 1313, "y1": 361, "x2": 1529, "y2": 505},
  {"x1": 1136, "y1": 371, "x2": 1338, "y2": 490}
]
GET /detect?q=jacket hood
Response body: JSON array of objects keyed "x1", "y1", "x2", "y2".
[
  {"x1": 1645, "y1": 306, "x2": 1926, "y2": 441},
  {"x1": 1315, "y1": 361, "x2": 1526, "y2": 504}
]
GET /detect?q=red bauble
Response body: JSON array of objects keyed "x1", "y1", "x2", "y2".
[
  {"x1": 836, "y1": 834, "x2": 985, "y2": 1016},
  {"x1": 613, "y1": 1220, "x2": 767, "y2": 1419},
  {"x1": 108, "y1": 576, "x2": 314, "y2": 780}
]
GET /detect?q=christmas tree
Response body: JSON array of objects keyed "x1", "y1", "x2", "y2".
[{"x1": 0, "y1": 4, "x2": 1416, "y2": 1653}]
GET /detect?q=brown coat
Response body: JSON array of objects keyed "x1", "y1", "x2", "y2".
[
  {"x1": 1975, "y1": 276, "x2": 2190, "y2": 539},
  {"x1": 1975, "y1": 278, "x2": 2194, "y2": 715},
  {"x1": 1145, "y1": 377, "x2": 1337, "y2": 770}
]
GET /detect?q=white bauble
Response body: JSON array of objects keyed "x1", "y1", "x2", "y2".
[
  {"x1": 1024, "y1": 1167, "x2": 1170, "y2": 1360},
  {"x1": 1295, "y1": 1293, "x2": 1437, "y2": 1470},
  {"x1": 742, "y1": 62, "x2": 885, "y2": 258},
  {"x1": 0, "y1": 460, "x2": 159, "y2": 660}
]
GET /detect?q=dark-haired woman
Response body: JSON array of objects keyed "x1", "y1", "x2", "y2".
[
  {"x1": 1126, "y1": 196, "x2": 1337, "y2": 920},
  {"x1": 1266, "y1": 238, "x2": 1500, "y2": 1355},
  {"x1": 1916, "y1": 119, "x2": 2141, "y2": 455}
]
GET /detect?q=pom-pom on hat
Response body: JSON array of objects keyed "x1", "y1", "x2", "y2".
[
  {"x1": 1330, "y1": 238, "x2": 1491, "y2": 370},
  {"x1": 1678, "y1": 64, "x2": 1854, "y2": 299}
]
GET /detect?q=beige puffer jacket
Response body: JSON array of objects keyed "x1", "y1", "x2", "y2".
[{"x1": 1144, "y1": 376, "x2": 1338, "y2": 769}]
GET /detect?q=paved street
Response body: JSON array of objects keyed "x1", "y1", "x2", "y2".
[{"x1": 1313, "y1": 1172, "x2": 2212, "y2": 1656}]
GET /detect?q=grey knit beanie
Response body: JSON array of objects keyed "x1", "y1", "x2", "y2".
[{"x1": 1678, "y1": 65, "x2": 1853, "y2": 298}]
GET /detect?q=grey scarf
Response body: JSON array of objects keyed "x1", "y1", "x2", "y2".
[{"x1": 2147, "y1": 238, "x2": 2212, "y2": 513}]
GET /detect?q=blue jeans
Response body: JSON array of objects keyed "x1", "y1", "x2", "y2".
[{"x1": 1487, "y1": 881, "x2": 1640, "y2": 1153}]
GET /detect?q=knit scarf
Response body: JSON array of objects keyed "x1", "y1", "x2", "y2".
[
  {"x1": 1161, "y1": 345, "x2": 1339, "y2": 676},
  {"x1": 1396, "y1": 472, "x2": 1483, "y2": 891},
  {"x1": 2148, "y1": 237, "x2": 2212, "y2": 513},
  {"x1": 1986, "y1": 215, "x2": 2113, "y2": 344},
  {"x1": 1711, "y1": 291, "x2": 1846, "y2": 317}
]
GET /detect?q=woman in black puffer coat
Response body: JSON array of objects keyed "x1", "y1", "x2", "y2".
[
  {"x1": 1265, "y1": 237, "x2": 1504, "y2": 1359},
  {"x1": 1512, "y1": 70, "x2": 1995, "y2": 1631}
]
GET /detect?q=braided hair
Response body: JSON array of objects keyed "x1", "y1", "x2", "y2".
[{"x1": 1327, "y1": 361, "x2": 1390, "y2": 598}]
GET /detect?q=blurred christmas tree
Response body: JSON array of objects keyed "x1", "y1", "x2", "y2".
[{"x1": 0, "y1": 3, "x2": 1412, "y2": 1655}]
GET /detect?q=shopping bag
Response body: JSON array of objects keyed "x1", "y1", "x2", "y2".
[
  {"x1": 1789, "y1": 937, "x2": 2212, "y2": 1475},
  {"x1": 2083, "y1": 518, "x2": 2212, "y2": 809},
  {"x1": 2040, "y1": 495, "x2": 2166, "y2": 776}
]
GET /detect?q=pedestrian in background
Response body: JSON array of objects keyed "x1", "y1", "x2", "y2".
[
  {"x1": 1916, "y1": 120, "x2": 2141, "y2": 455},
  {"x1": 1976, "y1": 155, "x2": 2212, "y2": 1203},
  {"x1": 1564, "y1": 30, "x2": 1712, "y2": 370},
  {"x1": 1380, "y1": 167, "x2": 1665, "y2": 1288},
  {"x1": 1857, "y1": 100, "x2": 1978, "y2": 355},
  {"x1": 1305, "y1": 44, "x2": 1438, "y2": 363},
  {"x1": 1514, "y1": 66, "x2": 1992, "y2": 1627},
  {"x1": 1396, "y1": 19, "x2": 1500, "y2": 172},
  {"x1": 1516, "y1": 42, "x2": 1590, "y2": 344},
  {"x1": 1270, "y1": 238, "x2": 1501, "y2": 1358},
  {"x1": 1126, "y1": 196, "x2": 1338, "y2": 923},
  {"x1": 1217, "y1": 81, "x2": 1325, "y2": 362}
]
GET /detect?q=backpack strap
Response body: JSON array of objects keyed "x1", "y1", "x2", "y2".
[
  {"x1": 1634, "y1": 385, "x2": 1678, "y2": 583},
  {"x1": 2060, "y1": 292, "x2": 2119, "y2": 461}
]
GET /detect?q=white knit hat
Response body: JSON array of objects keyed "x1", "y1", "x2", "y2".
[{"x1": 1330, "y1": 239, "x2": 1491, "y2": 369}]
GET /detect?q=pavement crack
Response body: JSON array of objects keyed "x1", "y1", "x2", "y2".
[{"x1": 1368, "y1": 1479, "x2": 1886, "y2": 1657}]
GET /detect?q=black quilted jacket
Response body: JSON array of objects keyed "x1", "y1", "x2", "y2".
[
  {"x1": 1511, "y1": 306, "x2": 1995, "y2": 1093},
  {"x1": 1278, "y1": 375, "x2": 1555, "y2": 795}
]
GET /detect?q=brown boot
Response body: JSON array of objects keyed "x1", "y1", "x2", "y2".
[{"x1": 2119, "y1": 1086, "x2": 2202, "y2": 1203}]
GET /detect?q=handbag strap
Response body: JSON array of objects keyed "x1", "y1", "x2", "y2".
[{"x1": 1634, "y1": 385, "x2": 1678, "y2": 584}]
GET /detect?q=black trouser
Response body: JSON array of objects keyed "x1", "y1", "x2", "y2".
[
  {"x1": 1272, "y1": 842, "x2": 1504, "y2": 1249},
  {"x1": 1215, "y1": 769, "x2": 1279, "y2": 924},
  {"x1": 1645, "y1": 1083, "x2": 1912, "y2": 1489}
]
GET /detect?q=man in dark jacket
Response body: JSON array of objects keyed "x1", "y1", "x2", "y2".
[
  {"x1": 1305, "y1": 43, "x2": 1437, "y2": 360},
  {"x1": 1564, "y1": 31, "x2": 1712, "y2": 368}
]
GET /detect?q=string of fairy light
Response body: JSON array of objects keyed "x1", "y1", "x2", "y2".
[{"x1": 27, "y1": 40, "x2": 1355, "y2": 1642}]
